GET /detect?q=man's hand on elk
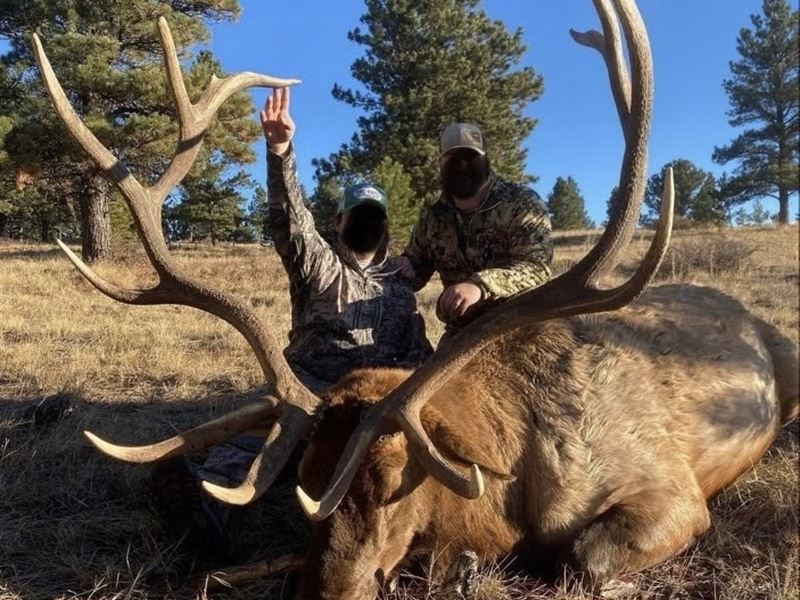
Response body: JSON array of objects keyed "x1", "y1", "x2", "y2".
[
  {"x1": 437, "y1": 282, "x2": 483, "y2": 323},
  {"x1": 261, "y1": 86, "x2": 295, "y2": 156}
]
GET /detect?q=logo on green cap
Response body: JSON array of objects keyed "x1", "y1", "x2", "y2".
[
  {"x1": 354, "y1": 186, "x2": 384, "y2": 202},
  {"x1": 339, "y1": 183, "x2": 389, "y2": 215}
]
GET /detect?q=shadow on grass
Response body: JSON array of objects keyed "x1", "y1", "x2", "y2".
[
  {"x1": 0, "y1": 343, "x2": 797, "y2": 600},
  {"x1": 0, "y1": 390, "x2": 307, "y2": 600}
]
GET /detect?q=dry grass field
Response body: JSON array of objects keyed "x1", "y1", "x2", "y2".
[{"x1": 0, "y1": 226, "x2": 798, "y2": 600}]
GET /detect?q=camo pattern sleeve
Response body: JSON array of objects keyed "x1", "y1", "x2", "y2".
[
  {"x1": 403, "y1": 210, "x2": 437, "y2": 292},
  {"x1": 467, "y1": 190, "x2": 553, "y2": 301},
  {"x1": 267, "y1": 143, "x2": 335, "y2": 283}
]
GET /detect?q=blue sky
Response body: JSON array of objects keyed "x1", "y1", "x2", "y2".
[
  {"x1": 3, "y1": 1, "x2": 796, "y2": 223},
  {"x1": 205, "y1": 0, "x2": 797, "y2": 224}
]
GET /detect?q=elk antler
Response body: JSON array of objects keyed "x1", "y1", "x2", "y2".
[
  {"x1": 33, "y1": 18, "x2": 322, "y2": 505},
  {"x1": 570, "y1": 0, "x2": 632, "y2": 140},
  {"x1": 297, "y1": 0, "x2": 675, "y2": 521}
]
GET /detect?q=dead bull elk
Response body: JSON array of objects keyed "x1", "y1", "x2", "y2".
[{"x1": 33, "y1": 0, "x2": 798, "y2": 598}]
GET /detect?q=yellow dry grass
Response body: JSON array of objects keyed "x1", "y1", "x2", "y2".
[{"x1": 0, "y1": 226, "x2": 798, "y2": 600}]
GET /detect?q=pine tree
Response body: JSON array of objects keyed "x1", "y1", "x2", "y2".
[
  {"x1": 0, "y1": 101, "x2": 17, "y2": 237},
  {"x1": 167, "y1": 161, "x2": 253, "y2": 245},
  {"x1": 0, "y1": 1, "x2": 260, "y2": 259},
  {"x1": 604, "y1": 186, "x2": 619, "y2": 227},
  {"x1": 370, "y1": 156, "x2": 418, "y2": 246},
  {"x1": 309, "y1": 175, "x2": 343, "y2": 235},
  {"x1": 644, "y1": 159, "x2": 726, "y2": 225},
  {"x1": 314, "y1": 0, "x2": 543, "y2": 205},
  {"x1": 749, "y1": 198, "x2": 772, "y2": 225},
  {"x1": 246, "y1": 184, "x2": 270, "y2": 243},
  {"x1": 690, "y1": 178, "x2": 728, "y2": 226},
  {"x1": 547, "y1": 177, "x2": 591, "y2": 230},
  {"x1": 713, "y1": 0, "x2": 799, "y2": 224}
]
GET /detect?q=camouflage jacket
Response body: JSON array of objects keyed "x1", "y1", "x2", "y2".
[
  {"x1": 267, "y1": 144, "x2": 433, "y2": 387},
  {"x1": 404, "y1": 173, "x2": 553, "y2": 310}
]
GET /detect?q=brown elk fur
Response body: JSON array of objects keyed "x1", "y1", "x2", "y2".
[{"x1": 295, "y1": 284, "x2": 798, "y2": 599}]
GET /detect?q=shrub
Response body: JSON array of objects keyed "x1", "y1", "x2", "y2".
[{"x1": 659, "y1": 235, "x2": 754, "y2": 279}]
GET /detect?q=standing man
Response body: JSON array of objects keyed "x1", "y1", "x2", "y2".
[{"x1": 396, "y1": 122, "x2": 553, "y2": 335}]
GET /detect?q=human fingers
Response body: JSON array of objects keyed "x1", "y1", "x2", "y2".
[
  {"x1": 265, "y1": 89, "x2": 278, "y2": 123},
  {"x1": 281, "y1": 86, "x2": 291, "y2": 113},
  {"x1": 444, "y1": 288, "x2": 462, "y2": 315},
  {"x1": 275, "y1": 87, "x2": 285, "y2": 114},
  {"x1": 454, "y1": 296, "x2": 468, "y2": 317},
  {"x1": 437, "y1": 288, "x2": 451, "y2": 314}
]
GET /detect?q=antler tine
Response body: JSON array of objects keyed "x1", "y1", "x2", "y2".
[
  {"x1": 34, "y1": 22, "x2": 322, "y2": 502},
  {"x1": 203, "y1": 404, "x2": 313, "y2": 505},
  {"x1": 570, "y1": 0, "x2": 632, "y2": 138},
  {"x1": 55, "y1": 238, "x2": 174, "y2": 304},
  {"x1": 150, "y1": 17, "x2": 300, "y2": 205},
  {"x1": 297, "y1": 0, "x2": 671, "y2": 522},
  {"x1": 156, "y1": 16, "x2": 194, "y2": 132},
  {"x1": 33, "y1": 32, "x2": 169, "y2": 281},
  {"x1": 84, "y1": 398, "x2": 282, "y2": 463},
  {"x1": 31, "y1": 33, "x2": 151, "y2": 221},
  {"x1": 572, "y1": 0, "x2": 652, "y2": 289}
]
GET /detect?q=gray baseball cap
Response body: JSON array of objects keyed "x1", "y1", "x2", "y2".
[
  {"x1": 440, "y1": 122, "x2": 486, "y2": 156},
  {"x1": 338, "y1": 183, "x2": 389, "y2": 216}
]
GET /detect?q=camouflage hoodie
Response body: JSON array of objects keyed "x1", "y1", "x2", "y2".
[
  {"x1": 267, "y1": 144, "x2": 433, "y2": 387},
  {"x1": 403, "y1": 174, "x2": 553, "y2": 326}
]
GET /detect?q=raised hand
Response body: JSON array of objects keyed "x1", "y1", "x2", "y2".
[{"x1": 261, "y1": 87, "x2": 295, "y2": 156}]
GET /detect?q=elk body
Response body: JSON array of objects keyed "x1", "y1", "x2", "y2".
[
  {"x1": 295, "y1": 284, "x2": 799, "y2": 598},
  {"x1": 31, "y1": 1, "x2": 798, "y2": 599}
]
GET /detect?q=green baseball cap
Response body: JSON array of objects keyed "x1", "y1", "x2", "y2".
[
  {"x1": 440, "y1": 122, "x2": 486, "y2": 156},
  {"x1": 338, "y1": 183, "x2": 389, "y2": 216}
]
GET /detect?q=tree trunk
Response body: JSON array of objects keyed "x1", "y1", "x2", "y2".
[
  {"x1": 777, "y1": 187, "x2": 790, "y2": 225},
  {"x1": 79, "y1": 173, "x2": 113, "y2": 262}
]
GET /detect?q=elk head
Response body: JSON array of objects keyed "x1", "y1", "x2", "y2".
[{"x1": 294, "y1": 368, "x2": 527, "y2": 599}]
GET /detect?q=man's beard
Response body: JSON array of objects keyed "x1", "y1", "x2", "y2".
[
  {"x1": 341, "y1": 206, "x2": 388, "y2": 253},
  {"x1": 441, "y1": 152, "x2": 490, "y2": 199}
]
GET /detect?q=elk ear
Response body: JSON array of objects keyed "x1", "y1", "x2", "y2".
[
  {"x1": 420, "y1": 406, "x2": 515, "y2": 482},
  {"x1": 370, "y1": 433, "x2": 427, "y2": 504}
]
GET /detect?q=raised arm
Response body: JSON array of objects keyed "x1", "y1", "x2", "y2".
[{"x1": 263, "y1": 88, "x2": 333, "y2": 283}]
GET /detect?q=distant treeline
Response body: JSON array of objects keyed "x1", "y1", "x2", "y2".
[{"x1": 0, "y1": 0, "x2": 796, "y2": 261}]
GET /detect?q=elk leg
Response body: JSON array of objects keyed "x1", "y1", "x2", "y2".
[{"x1": 570, "y1": 486, "x2": 710, "y2": 588}]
